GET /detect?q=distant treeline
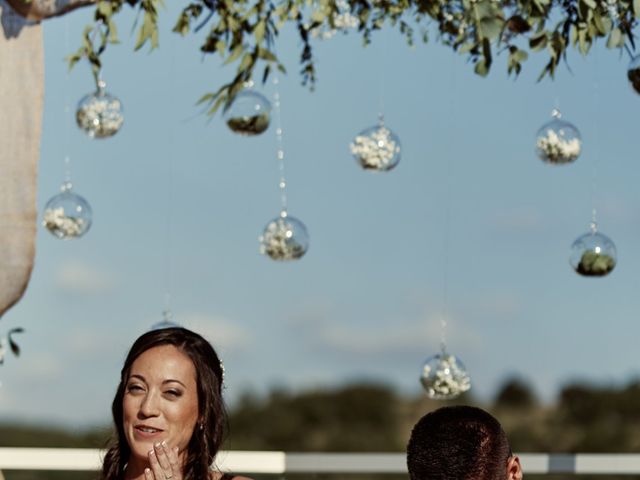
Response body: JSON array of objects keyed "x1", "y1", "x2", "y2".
[{"x1": 4, "y1": 378, "x2": 640, "y2": 479}]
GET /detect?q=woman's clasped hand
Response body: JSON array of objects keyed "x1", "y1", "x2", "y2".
[{"x1": 145, "y1": 441, "x2": 181, "y2": 480}]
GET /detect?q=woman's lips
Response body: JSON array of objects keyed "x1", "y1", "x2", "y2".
[{"x1": 133, "y1": 425, "x2": 165, "y2": 440}]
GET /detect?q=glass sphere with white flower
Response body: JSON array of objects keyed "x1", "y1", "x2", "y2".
[
  {"x1": 259, "y1": 210, "x2": 309, "y2": 261},
  {"x1": 535, "y1": 109, "x2": 581, "y2": 165},
  {"x1": 76, "y1": 80, "x2": 124, "y2": 139},
  {"x1": 42, "y1": 182, "x2": 92, "y2": 239},
  {"x1": 420, "y1": 350, "x2": 471, "y2": 400},
  {"x1": 350, "y1": 115, "x2": 401, "y2": 171}
]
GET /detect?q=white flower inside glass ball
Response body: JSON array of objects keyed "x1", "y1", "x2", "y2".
[{"x1": 535, "y1": 109, "x2": 581, "y2": 165}]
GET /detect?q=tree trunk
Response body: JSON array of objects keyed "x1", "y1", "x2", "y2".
[{"x1": 0, "y1": 0, "x2": 43, "y2": 317}]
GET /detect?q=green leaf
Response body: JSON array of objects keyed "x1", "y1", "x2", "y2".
[
  {"x1": 207, "y1": 94, "x2": 227, "y2": 116},
  {"x1": 135, "y1": 12, "x2": 159, "y2": 50},
  {"x1": 237, "y1": 52, "x2": 254, "y2": 73},
  {"x1": 224, "y1": 44, "x2": 244, "y2": 65},
  {"x1": 254, "y1": 19, "x2": 266, "y2": 44},
  {"x1": 7, "y1": 327, "x2": 24, "y2": 357},
  {"x1": 474, "y1": 59, "x2": 489, "y2": 76},
  {"x1": 580, "y1": 0, "x2": 597, "y2": 9},
  {"x1": 97, "y1": 1, "x2": 112, "y2": 17},
  {"x1": 310, "y1": 9, "x2": 326, "y2": 23},
  {"x1": 607, "y1": 28, "x2": 623, "y2": 48},
  {"x1": 108, "y1": 19, "x2": 119, "y2": 44},
  {"x1": 578, "y1": 28, "x2": 591, "y2": 55},
  {"x1": 529, "y1": 31, "x2": 547, "y2": 51},
  {"x1": 593, "y1": 12, "x2": 612, "y2": 35},
  {"x1": 478, "y1": 17, "x2": 503, "y2": 40},
  {"x1": 196, "y1": 93, "x2": 215, "y2": 105},
  {"x1": 173, "y1": 13, "x2": 190, "y2": 36},
  {"x1": 257, "y1": 47, "x2": 277, "y2": 62}
]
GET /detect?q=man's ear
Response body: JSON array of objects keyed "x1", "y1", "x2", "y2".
[{"x1": 506, "y1": 456, "x2": 523, "y2": 480}]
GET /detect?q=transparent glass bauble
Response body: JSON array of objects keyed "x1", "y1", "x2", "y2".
[
  {"x1": 76, "y1": 80, "x2": 124, "y2": 139},
  {"x1": 420, "y1": 351, "x2": 471, "y2": 400},
  {"x1": 535, "y1": 109, "x2": 581, "y2": 165},
  {"x1": 225, "y1": 89, "x2": 271, "y2": 136},
  {"x1": 570, "y1": 223, "x2": 617, "y2": 277},
  {"x1": 350, "y1": 116, "x2": 401, "y2": 171},
  {"x1": 42, "y1": 182, "x2": 92, "y2": 239},
  {"x1": 628, "y1": 55, "x2": 640, "y2": 95},
  {"x1": 259, "y1": 211, "x2": 309, "y2": 261},
  {"x1": 150, "y1": 309, "x2": 181, "y2": 330}
]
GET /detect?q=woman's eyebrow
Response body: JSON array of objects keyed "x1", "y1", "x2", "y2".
[
  {"x1": 162, "y1": 379, "x2": 187, "y2": 387},
  {"x1": 128, "y1": 374, "x2": 146, "y2": 382}
]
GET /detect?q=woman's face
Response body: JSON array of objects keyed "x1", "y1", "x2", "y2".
[{"x1": 123, "y1": 344, "x2": 200, "y2": 464}]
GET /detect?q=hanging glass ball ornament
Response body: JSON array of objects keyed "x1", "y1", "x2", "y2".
[
  {"x1": 420, "y1": 350, "x2": 471, "y2": 400},
  {"x1": 350, "y1": 115, "x2": 401, "y2": 171},
  {"x1": 535, "y1": 109, "x2": 582, "y2": 165},
  {"x1": 259, "y1": 210, "x2": 309, "y2": 261},
  {"x1": 151, "y1": 309, "x2": 181, "y2": 330},
  {"x1": 224, "y1": 87, "x2": 271, "y2": 136},
  {"x1": 42, "y1": 182, "x2": 92, "y2": 239},
  {"x1": 76, "y1": 80, "x2": 124, "y2": 138},
  {"x1": 628, "y1": 55, "x2": 640, "y2": 94},
  {"x1": 570, "y1": 223, "x2": 617, "y2": 277}
]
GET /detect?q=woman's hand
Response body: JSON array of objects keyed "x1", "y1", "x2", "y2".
[{"x1": 145, "y1": 441, "x2": 181, "y2": 480}]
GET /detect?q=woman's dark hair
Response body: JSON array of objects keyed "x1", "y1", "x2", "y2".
[
  {"x1": 101, "y1": 327, "x2": 227, "y2": 480},
  {"x1": 406, "y1": 405, "x2": 512, "y2": 480}
]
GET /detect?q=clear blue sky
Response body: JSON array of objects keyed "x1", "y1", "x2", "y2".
[{"x1": 1, "y1": 3, "x2": 640, "y2": 427}]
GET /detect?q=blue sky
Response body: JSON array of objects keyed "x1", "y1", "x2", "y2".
[{"x1": 2, "y1": 3, "x2": 640, "y2": 427}]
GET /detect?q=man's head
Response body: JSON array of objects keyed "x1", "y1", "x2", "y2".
[{"x1": 406, "y1": 405, "x2": 522, "y2": 480}]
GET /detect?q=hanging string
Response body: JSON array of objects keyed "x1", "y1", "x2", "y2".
[
  {"x1": 378, "y1": 29, "x2": 388, "y2": 121},
  {"x1": 273, "y1": 75, "x2": 288, "y2": 216},
  {"x1": 439, "y1": 53, "x2": 457, "y2": 354},
  {"x1": 163, "y1": 31, "x2": 177, "y2": 322},
  {"x1": 63, "y1": 15, "x2": 72, "y2": 188},
  {"x1": 590, "y1": 46, "x2": 600, "y2": 231}
]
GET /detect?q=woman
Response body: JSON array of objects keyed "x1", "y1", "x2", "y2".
[{"x1": 102, "y1": 327, "x2": 249, "y2": 480}]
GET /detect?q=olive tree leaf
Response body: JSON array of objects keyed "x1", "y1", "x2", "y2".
[{"x1": 7, "y1": 327, "x2": 24, "y2": 357}]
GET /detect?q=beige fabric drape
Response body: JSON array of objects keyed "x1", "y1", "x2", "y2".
[
  {"x1": 0, "y1": 0, "x2": 43, "y2": 317},
  {"x1": 5, "y1": 0, "x2": 93, "y2": 20}
]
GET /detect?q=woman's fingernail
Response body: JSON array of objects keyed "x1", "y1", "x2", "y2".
[
  {"x1": 149, "y1": 449, "x2": 155, "y2": 456},
  {"x1": 162, "y1": 440, "x2": 167, "y2": 447}
]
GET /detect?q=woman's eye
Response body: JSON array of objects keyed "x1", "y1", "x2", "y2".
[
  {"x1": 126, "y1": 384, "x2": 144, "y2": 393},
  {"x1": 165, "y1": 390, "x2": 182, "y2": 398}
]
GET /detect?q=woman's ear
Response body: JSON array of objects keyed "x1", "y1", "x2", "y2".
[{"x1": 506, "y1": 456, "x2": 523, "y2": 480}]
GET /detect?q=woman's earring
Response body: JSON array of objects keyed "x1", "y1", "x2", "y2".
[{"x1": 199, "y1": 423, "x2": 204, "y2": 431}]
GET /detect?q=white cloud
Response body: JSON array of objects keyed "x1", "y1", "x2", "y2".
[
  {"x1": 54, "y1": 260, "x2": 116, "y2": 294},
  {"x1": 179, "y1": 312, "x2": 251, "y2": 351},
  {"x1": 316, "y1": 314, "x2": 483, "y2": 356}
]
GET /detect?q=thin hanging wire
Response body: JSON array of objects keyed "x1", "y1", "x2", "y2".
[
  {"x1": 273, "y1": 75, "x2": 288, "y2": 216},
  {"x1": 439, "y1": 53, "x2": 457, "y2": 355},
  {"x1": 590, "y1": 47, "x2": 600, "y2": 232},
  {"x1": 63, "y1": 15, "x2": 72, "y2": 189},
  {"x1": 162, "y1": 32, "x2": 177, "y2": 326},
  {"x1": 377, "y1": 29, "x2": 388, "y2": 122}
]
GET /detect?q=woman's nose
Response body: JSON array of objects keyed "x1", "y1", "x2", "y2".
[{"x1": 139, "y1": 391, "x2": 160, "y2": 417}]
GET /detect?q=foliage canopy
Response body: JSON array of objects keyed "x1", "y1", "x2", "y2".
[{"x1": 68, "y1": 0, "x2": 640, "y2": 113}]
